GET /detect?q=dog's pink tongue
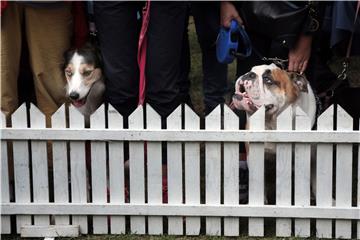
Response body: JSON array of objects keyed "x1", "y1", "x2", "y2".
[{"x1": 72, "y1": 99, "x2": 85, "y2": 107}]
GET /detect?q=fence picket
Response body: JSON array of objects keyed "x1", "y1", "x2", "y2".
[
  {"x1": 147, "y1": 105, "x2": 163, "y2": 235},
  {"x1": 1, "y1": 112, "x2": 11, "y2": 233},
  {"x1": 316, "y1": 105, "x2": 334, "y2": 238},
  {"x1": 167, "y1": 106, "x2": 183, "y2": 235},
  {"x1": 335, "y1": 106, "x2": 352, "y2": 239},
  {"x1": 29, "y1": 104, "x2": 49, "y2": 226},
  {"x1": 223, "y1": 105, "x2": 239, "y2": 236},
  {"x1": 90, "y1": 105, "x2": 108, "y2": 234},
  {"x1": 107, "y1": 105, "x2": 125, "y2": 234},
  {"x1": 69, "y1": 106, "x2": 88, "y2": 234},
  {"x1": 205, "y1": 105, "x2": 221, "y2": 236},
  {"x1": 358, "y1": 127, "x2": 360, "y2": 240},
  {"x1": 184, "y1": 105, "x2": 201, "y2": 235},
  {"x1": 275, "y1": 107, "x2": 292, "y2": 237},
  {"x1": 128, "y1": 106, "x2": 145, "y2": 234},
  {"x1": 248, "y1": 106, "x2": 265, "y2": 237},
  {"x1": 52, "y1": 105, "x2": 69, "y2": 225},
  {"x1": 294, "y1": 107, "x2": 311, "y2": 237},
  {"x1": 12, "y1": 104, "x2": 31, "y2": 233}
]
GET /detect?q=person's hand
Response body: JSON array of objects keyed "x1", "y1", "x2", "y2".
[
  {"x1": 220, "y1": 1, "x2": 243, "y2": 28},
  {"x1": 288, "y1": 35, "x2": 312, "y2": 74}
]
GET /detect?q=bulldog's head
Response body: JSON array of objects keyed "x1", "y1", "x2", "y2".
[{"x1": 232, "y1": 64, "x2": 310, "y2": 117}]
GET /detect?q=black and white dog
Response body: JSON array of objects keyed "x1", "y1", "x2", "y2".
[{"x1": 64, "y1": 44, "x2": 105, "y2": 117}]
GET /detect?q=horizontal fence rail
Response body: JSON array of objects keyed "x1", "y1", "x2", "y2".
[
  {"x1": 1, "y1": 103, "x2": 359, "y2": 239},
  {"x1": 2, "y1": 129, "x2": 359, "y2": 143}
]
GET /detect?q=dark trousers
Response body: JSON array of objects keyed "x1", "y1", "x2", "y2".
[
  {"x1": 94, "y1": 2, "x2": 189, "y2": 118},
  {"x1": 191, "y1": 2, "x2": 228, "y2": 115}
]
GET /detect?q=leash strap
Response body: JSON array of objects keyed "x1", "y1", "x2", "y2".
[
  {"x1": 318, "y1": 0, "x2": 360, "y2": 98},
  {"x1": 138, "y1": 0, "x2": 151, "y2": 106}
]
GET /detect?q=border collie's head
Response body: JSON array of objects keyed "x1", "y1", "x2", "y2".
[{"x1": 64, "y1": 44, "x2": 103, "y2": 107}]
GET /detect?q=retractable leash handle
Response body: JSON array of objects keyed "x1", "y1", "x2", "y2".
[{"x1": 216, "y1": 20, "x2": 252, "y2": 64}]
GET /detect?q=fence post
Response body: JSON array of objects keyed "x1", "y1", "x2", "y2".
[
  {"x1": 276, "y1": 107, "x2": 293, "y2": 237},
  {"x1": 12, "y1": 104, "x2": 31, "y2": 233},
  {"x1": 316, "y1": 105, "x2": 334, "y2": 238},
  {"x1": 1, "y1": 111, "x2": 11, "y2": 233},
  {"x1": 248, "y1": 106, "x2": 265, "y2": 237},
  {"x1": 147, "y1": 105, "x2": 163, "y2": 235},
  {"x1": 335, "y1": 106, "x2": 353, "y2": 239}
]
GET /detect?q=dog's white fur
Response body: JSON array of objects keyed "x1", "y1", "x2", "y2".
[{"x1": 65, "y1": 51, "x2": 105, "y2": 117}]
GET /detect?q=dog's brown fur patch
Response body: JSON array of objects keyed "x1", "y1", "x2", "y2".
[{"x1": 270, "y1": 69, "x2": 299, "y2": 104}]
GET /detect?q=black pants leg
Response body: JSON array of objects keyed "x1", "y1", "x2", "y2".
[
  {"x1": 146, "y1": 2, "x2": 188, "y2": 117},
  {"x1": 191, "y1": 2, "x2": 228, "y2": 115},
  {"x1": 94, "y1": 2, "x2": 142, "y2": 117}
]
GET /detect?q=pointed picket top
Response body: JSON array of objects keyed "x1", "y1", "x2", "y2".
[
  {"x1": 184, "y1": 104, "x2": 199, "y2": 130},
  {"x1": 317, "y1": 104, "x2": 334, "y2": 131},
  {"x1": 90, "y1": 104, "x2": 105, "y2": 129},
  {"x1": 277, "y1": 107, "x2": 293, "y2": 130},
  {"x1": 249, "y1": 106, "x2": 265, "y2": 130},
  {"x1": 29, "y1": 103, "x2": 45, "y2": 128},
  {"x1": 1, "y1": 111, "x2": 6, "y2": 127},
  {"x1": 128, "y1": 105, "x2": 144, "y2": 129},
  {"x1": 107, "y1": 104, "x2": 123, "y2": 129},
  {"x1": 223, "y1": 105, "x2": 238, "y2": 130},
  {"x1": 146, "y1": 104, "x2": 161, "y2": 129},
  {"x1": 295, "y1": 106, "x2": 311, "y2": 130},
  {"x1": 52, "y1": 104, "x2": 66, "y2": 128},
  {"x1": 167, "y1": 105, "x2": 181, "y2": 130},
  {"x1": 69, "y1": 105, "x2": 85, "y2": 128},
  {"x1": 12, "y1": 103, "x2": 27, "y2": 127},
  {"x1": 336, "y1": 105, "x2": 352, "y2": 131},
  {"x1": 206, "y1": 105, "x2": 221, "y2": 130}
]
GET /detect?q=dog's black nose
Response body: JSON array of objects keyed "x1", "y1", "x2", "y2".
[{"x1": 69, "y1": 92, "x2": 79, "y2": 100}]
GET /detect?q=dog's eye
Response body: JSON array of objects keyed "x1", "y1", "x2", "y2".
[
  {"x1": 65, "y1": 71, "x2": 73, "y2": 77},
  {"x1": 264, "y1": 77, "x2": 273, "y2": 85},
  {"x1": 83, "y1": 71, "x2": 92, "y2": 77}
]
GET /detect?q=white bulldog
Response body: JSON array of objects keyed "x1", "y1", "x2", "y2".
[{"x1": 232, "y1": 64, "x2": 317, "y2": 203}]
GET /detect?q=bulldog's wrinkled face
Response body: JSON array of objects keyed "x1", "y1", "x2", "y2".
[{"x1": 232, "y1": 64, "x2": 309, "y2": 116}]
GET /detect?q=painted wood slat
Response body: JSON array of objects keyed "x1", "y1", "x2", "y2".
[
  {"x1": 294, "y1": 107, "x2": 311, "y2": 237},
  {"x1": 52, "y1": 105, "x2": 69, "y2": 225},
  {"x1": 128, "y1": 106, "x2": 145, "y2": 234},
  {"x1": 29, "y1": 104, "x2": 49, "y2": 226},
  {"x1": 107, "y1": 105, "x2": 125, "y2": 234},
  {"x1": 275, "y1": 107, "x2": 292, "y2": 237},
  {"x1": 1, "y1": 111, "x2": 11, "y2": 233},
  {"x1": 205, "y1": 106, "x2": 221, "y2": 236},
  {"x1": 69, "y1": 106, "x2": 88, "y2": 234},
  {"x1": 316, "y1": 105, "x2": 334, "y2": 238},
  {"x1": 184, "y1": 105, "x2": 201, "y2": 235},
  {"x1": 4, "y1": 202, "x2": 358, "y2": 219},
  {"x1": 167, "y1": 106, "x2": 183, "y2": 235},
  {"x1": 3, "y1": 128, "x2": 359, "y2": 144},
  {"x1": 90, "y1": 105, "x2": 108, "y2": 234},
  {"x1": 223, "y1": 105, "x2": 239, "y2": 236},
  {"x1": 335, "y1": 106, "x2": 353, "y2": 239},
  {"x1": 146, "y1": 105, "x2": 163, "y2": 235},
  {"x1": 358, "y1": 134, "x2": 360, "y2": 240},
  {"x1": 248, "y1": 107, "x2": 265, "y2": 237},
  {"x1": 12, "y1": 104, "x2": 32, "y2": 233},
  {"x1": 20, "y1": 225, "x2": 79, "y2": 238}
]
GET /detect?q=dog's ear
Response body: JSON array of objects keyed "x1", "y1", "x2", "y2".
[{"x1": 289, "y1": 72, "x2": 308, "y2": 93}]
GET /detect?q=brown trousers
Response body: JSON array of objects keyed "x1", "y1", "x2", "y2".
[{"x1": 1, "y1": 3, "x2": 73, "y2": 117}]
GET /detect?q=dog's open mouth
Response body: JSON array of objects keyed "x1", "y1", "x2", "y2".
[{"x1": 72, "y1": 98, "x2": 86, "y2": 108}]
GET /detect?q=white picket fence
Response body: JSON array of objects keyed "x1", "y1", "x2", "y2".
[{"x1": 1, "y1": 103, "x2": 359, "y2": 238}]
